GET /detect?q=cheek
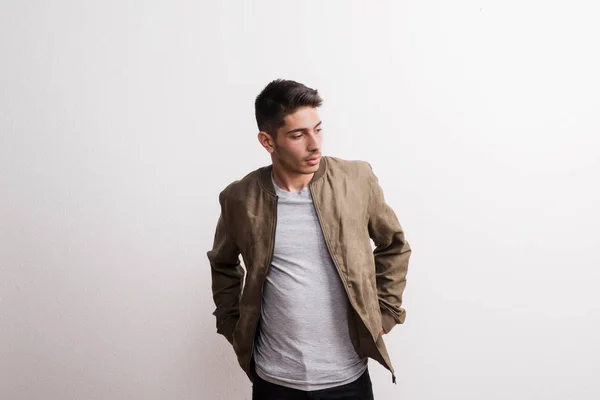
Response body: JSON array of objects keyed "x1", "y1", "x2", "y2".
[
  {"x1": 276, "y1": 144, "x2": 298, "y2": 162},
  {"x1": 292, "y1": 146, "x2": 308, "y2": 161},
  {"x1": 281, "y1": 142, "x2": 303, "y2": 158}
]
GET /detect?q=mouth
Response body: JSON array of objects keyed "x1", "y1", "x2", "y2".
[{"x1": 306, "y1": 155, "x2": 321, "y2": 165}]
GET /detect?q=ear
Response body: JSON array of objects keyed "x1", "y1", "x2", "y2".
[{"x1": 257, "y1": 131, "x2": 276, "y2": 154}]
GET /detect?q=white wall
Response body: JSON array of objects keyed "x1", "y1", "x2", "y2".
[{"x1": 1, "y1": 1, "x2": 599, "y2": 399}]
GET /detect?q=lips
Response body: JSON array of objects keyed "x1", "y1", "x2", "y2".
[{"x1": 306, "y1": 155, "x2": 320, "y2": 165}]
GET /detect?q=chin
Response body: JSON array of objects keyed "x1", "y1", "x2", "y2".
[
  {"x1": 304, "y1": 161, "x2": 320, "y2": 172},
  {"x1": 293, "y1": 164, "x2": 317, "y2": 175}
]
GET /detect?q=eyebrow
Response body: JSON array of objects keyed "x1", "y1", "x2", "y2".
[{"x1": 286, "y1": 121, "x2": 322, "y2": 135}]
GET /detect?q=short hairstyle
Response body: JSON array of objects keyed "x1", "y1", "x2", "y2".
[{"x1": 255, "y1": 79, "x2": 323, "y2": 137}]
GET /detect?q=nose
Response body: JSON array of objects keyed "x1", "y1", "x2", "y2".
[{"x1": 307, "y1": 132, "x2": 320, "y2": 152}]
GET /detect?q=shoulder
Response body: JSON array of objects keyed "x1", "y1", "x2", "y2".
[
  {"x1": 324, "y1": 156, "x2": 374, "y2": 179},
  {"x1": 218, "y1": 166, "x2": 264, "y2": 204}
]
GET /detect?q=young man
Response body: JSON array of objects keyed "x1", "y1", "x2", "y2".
[{"x1": 207, "y1": 79, "x2": 411, "y2": 399}]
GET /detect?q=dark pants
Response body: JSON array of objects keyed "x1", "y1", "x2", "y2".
[{"x1": 252, "y1": 369, "x2": 374, "y2": 400}]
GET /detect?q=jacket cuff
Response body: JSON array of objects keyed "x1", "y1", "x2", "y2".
[
  {"x1": 217, "y1": 317, "x2": 238, "y2": 345},
  {"x1": 381, "y1": 309, "x2": 399, "y2": 334}
]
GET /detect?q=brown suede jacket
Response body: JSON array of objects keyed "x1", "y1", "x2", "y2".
[{"x1": 207, "y1": 156, "x2": 411, "y2": 383}]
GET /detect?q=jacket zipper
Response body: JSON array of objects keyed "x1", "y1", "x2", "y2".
[
  {"x1": 309, "y1": 184, "x2": 396, "y2": 384},
  {"x1": 246, "y1": 195, "x2": 278, "y2": 375}
]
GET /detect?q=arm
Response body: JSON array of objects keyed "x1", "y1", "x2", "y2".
[
  {"x1": 366, "y1": 164, "x2": 412, "y2": 334},
  {"x1": 207, "y1": 191, "x2": 244, "y2": 344}
]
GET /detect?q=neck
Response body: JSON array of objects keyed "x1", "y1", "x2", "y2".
[{"x1": 271, "y1": 163, "x2": 313, "y2": 193}]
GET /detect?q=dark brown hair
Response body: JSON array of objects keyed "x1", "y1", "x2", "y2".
[{"x1": 255, "y1": 79, "x2": 323, "y2": 137}]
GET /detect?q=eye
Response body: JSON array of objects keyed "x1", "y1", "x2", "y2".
[{"x1": 292, "y1": 134, "x2": 303, "y2": 139}]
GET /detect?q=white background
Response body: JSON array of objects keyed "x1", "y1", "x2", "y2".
[{"x1": 1, "y1": 1, "x2": 599, "y2": 399}]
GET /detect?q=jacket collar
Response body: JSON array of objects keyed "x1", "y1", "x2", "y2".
[{"x1": 259, "y1": 156, "x2": 328, "y2": 196}]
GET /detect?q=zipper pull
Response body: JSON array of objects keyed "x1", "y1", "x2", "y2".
[{"x1": 392, "y1": 374, "x2": 397, "y2": 384}]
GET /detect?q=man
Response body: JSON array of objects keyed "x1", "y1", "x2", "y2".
[{"x1": 207, "y1": 79, "x2": 411, "y2": 399}]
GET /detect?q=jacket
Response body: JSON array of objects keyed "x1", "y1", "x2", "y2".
[{"x1": 207, "y1": 156, "x2": 411, "y2": 383}]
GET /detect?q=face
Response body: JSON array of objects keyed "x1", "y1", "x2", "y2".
[{"x1": 260, "y1": 106, "x2": 323, "y2": 175}]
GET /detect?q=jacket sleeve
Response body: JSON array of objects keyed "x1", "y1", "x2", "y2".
[
  {"x1": 207, "y1": 191, "x2": 244, "y2": 344},
  {"x1": 366, "y1": 164, "x2": 412, "y2": 334}
]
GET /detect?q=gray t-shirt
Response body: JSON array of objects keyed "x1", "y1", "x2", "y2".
[{"x1": 253, "y1": 176, "x2": 368, "y2": 391}]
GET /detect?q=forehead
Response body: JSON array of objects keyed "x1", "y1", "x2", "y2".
[{"x1": 283, "y1": 106, "x2": 320, "y2": 128}]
